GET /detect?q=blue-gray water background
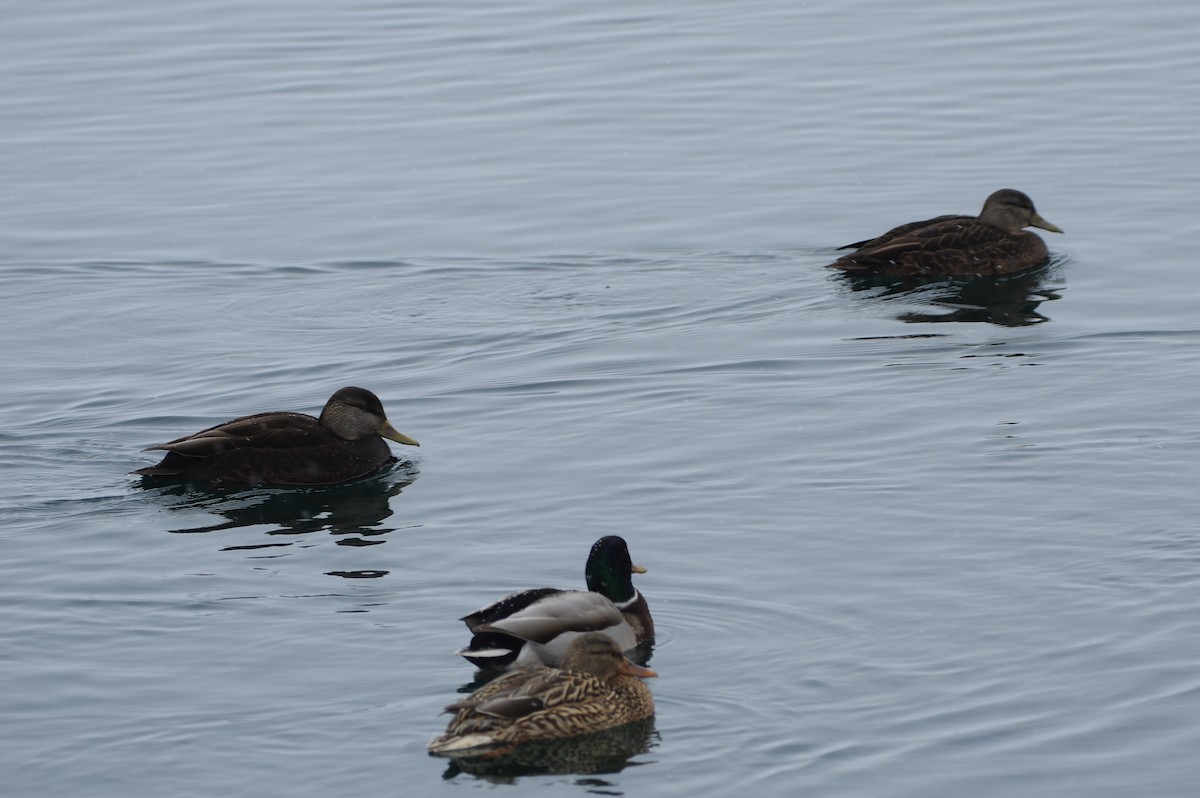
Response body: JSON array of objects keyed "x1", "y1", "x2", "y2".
[{"x1": 2, "y1": 1, "x2": 1198, "y2": 796}]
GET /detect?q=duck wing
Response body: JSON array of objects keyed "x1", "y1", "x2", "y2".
[
  {"x1": 143, "y1": 412, "x2": 331, "y2": 457},
  {"x1": 476, "y1": 591, "x2": 627, "y2": 645},
  {"x1": 446, "y1": 668, "x2": 607, "y2": 719},
  {"x1": 460, "y1": 588, "x2": 566, "y2": 631},
  {"x1": 831, "y1": 217, "x2": 1041, "y2": 276},
  {"x1": 836, "y1": 214, "x2": 968, "y2": 251},
  {"x1": 457, "y1": 591, "x2": 639, "y2": 669},
  {"x1": 430, "y1": 669, "x2": 616, "y2": 753}
]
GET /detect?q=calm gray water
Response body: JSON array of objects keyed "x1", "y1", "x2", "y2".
[{"x1": 2, "y1": 1, "x2": 1198, "y2": 796}]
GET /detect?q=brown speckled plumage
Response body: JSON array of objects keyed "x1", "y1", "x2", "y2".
[
  {"x1": 133, "y1": 386, "x2": 418, "y2": 487},
  {"x1": 827, "y1": 189, "x2": 1063, "y2": 278},
  {"x1": 429, "y1": 633, "x2": 656, "y2": 756},
  {"x1": 438, "y1": 718, "x2": 655, "y2": 778}
]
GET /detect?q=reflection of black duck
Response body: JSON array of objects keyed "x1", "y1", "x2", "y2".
[
  {"x1": 897, "y1": 271, "x2": 1062, "y2": 326},
  {"x1": 156, "y1": 472, "x2": 414, "y2": 538},
  {"x1": 456, "y1": 536, "x2": 654, "y2": 671},
  {"x1": 134, "y1": 387, "x2": 418, "y2": 487},
  {"x1": 430, "y1": 633, "x2": 657, "y2": 758},
  {"x1": 843, "y1": 268, "x2": 1063, "y2": 327},
  {"x1": 827, "y1": 189, "x2": 1063, "y2": 277},
  {"x1": 437, "y1": 718, "x2": 656, "y2": 782}
]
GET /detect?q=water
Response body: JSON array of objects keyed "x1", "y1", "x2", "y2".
[{"x1": 2, "y1": 1, "x2": 1198, "y2": 796}]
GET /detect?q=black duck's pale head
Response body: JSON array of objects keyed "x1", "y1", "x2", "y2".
[
  {"x1": 979, "y1": 189, "x2": 1063, "y2": 235},
  {"x1": 320, "y1": 387, "x2": 419, "y2": 445},
  {"x1": 560, "y1": 633, "x2": 657, "y2": 680}
]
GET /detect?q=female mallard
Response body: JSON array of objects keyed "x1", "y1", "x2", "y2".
[
  {"x1": 827, "y1": 189, "x2": 1063, "y2": 277},
  {"x1": 429, "y1": 632, "x2": 657, "y2": 756},
  {"x1": 133, "y1": 386, "x2": 419, "y2": 487},
  {"x1": 457, "y1": 536, "x2": 654, "y2": 671}
]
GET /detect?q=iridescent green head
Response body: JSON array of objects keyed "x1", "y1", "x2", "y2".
[{"x1": 584, "y1": 536, "x2": 646, "y2": 605}]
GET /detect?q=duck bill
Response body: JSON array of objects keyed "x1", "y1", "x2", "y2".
[
  {"x1": 631, "y1": 563, "x2": 647, "y2": 574},
  {"x1": 1030, "y1": 213, "x2": 1063, "y2": 234},
  {"x1": 380, "y1": 421, "x2": 420, "y2": 447},
  {"x1": 618, "y1": 660, "x2": 657, "y2": 678}
]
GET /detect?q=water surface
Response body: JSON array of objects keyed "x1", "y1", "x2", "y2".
[{"x1": 2, "y1": 1, "x2": 1198, "y2": 797}]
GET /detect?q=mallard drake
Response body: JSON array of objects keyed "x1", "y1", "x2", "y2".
[
  {"x1": 133, "y1": 386, "x2": 419, "y2": 487},
  {"x1": 456, "y1": 536, "x2": 654, "y2": 671},
  {"x1": 827, "y1": 188, "x2": 1063, "y2": 277},
  {"x1": 429, "y1": 632, "x2": 657, "y2": 757}
]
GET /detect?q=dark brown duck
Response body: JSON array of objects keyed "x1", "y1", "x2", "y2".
[
  {"x1": 827, "y1": 189, "x2": 1063, "y2": 277},
  {"x1": 133, "y1": 386, "x2": 419, "y2": 487}
]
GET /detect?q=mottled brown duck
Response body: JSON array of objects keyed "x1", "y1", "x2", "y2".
[
  {"x1": 428, "y1": 633, "x2": 657, "y2": 757},
  {"x1": 827, "y1": 189, "x2": 1063, "y2": 277},
  {"x1": 456, "y1": 536, "x2": 654, "y2": 671},
  {"x1": 133, "y1": 386, "x2": 418, "y2": 487}
]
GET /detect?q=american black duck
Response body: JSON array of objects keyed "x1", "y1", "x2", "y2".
[
  {"x1": 429, "y1": 633, "x2": 657, "y2": 757},
  {"x1": 827, "y1": 188, "x2": 1063, "y2": 277},
  {"x1": 456, "y1": 536, "x2": 654, "y2": 671},
  {"x1": 134, "y1": 386, "x2": 418, "y2": 487}
]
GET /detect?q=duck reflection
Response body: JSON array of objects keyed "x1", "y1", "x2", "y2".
[
  {"x1": 436, "y1": 718, "x2": 658, "y2": 783},
  {"x1": 138, "y1": 462, "x2": 417, "y2": 542},
  {"x1": 836, "y1": 263, "x2": 1064, "y2": 326}
]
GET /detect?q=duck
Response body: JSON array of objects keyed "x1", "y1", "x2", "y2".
[
  {"x1": 429, "y1": 632, "x2": 657, "y2": 757},
  {"x1": 826, "y1": 188, "x2": 1063, "y2": 277},
  {"x1": 133, "y1": 386, "x2": 419, "y2": 487},
  {"x1": 456, "y1": 536, "x2": 654, "y2": 671}
]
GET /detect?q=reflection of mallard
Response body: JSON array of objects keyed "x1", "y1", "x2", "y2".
[
  {"x1": 134, "y1": 387, "x2": 418, "y2": 487},
  {"x1": 456, "y1": 536, "x2": 654, "y2": 670},
  {"x1": 438, "y1": 718, "x2": 656, "y2": 781},
  {"x1": 429, "y1": 633, "x2": 656, "y2": 757},
  {"x1": 827, "y1": 189, "x2": 1063, "y2": 277}
]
